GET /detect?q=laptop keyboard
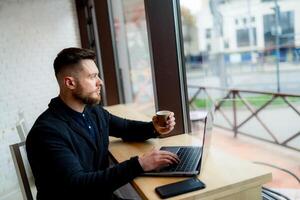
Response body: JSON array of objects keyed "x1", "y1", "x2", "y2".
[{"x1": 161, "y1": 147, "x2": 201, "y2": 172}]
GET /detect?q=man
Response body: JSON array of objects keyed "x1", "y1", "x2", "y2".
[{"x1": 26, "y1": 47, "x2": 179, "y2": 200}]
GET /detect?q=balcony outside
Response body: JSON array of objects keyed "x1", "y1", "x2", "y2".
[{"x1": 111, "y1": 0, "x2": 300, "y2": 199}]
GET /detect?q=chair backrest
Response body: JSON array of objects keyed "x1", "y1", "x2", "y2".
[
  {"x1": 10, "y1": 142, "x2": 36, "y2": 200},
  {"x1": 16, "y1": 119, "x2": 28, "y2": 142}
]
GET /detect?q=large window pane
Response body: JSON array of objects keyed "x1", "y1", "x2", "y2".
[
  {"x1": 110, "y1": 0, "x2": 154, "y2": 113},
  {"x1": 179, "y1": 0, "x2": 300, "y2": 151}
]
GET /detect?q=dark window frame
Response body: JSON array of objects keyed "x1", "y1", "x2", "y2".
[
  {"x1": 75, "y1": 0, "x2": 190, "y2": 134},
  {"x1": 75, "y1": 0, "x2": 122, "y2": 106},
  {"x1": 144, "y1": 0, "x2": 190, "y2": 134}
]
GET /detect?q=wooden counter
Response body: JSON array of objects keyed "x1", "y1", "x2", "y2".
[{"x1": 105, "y1": 104, "x2": 272, "y2": 200}]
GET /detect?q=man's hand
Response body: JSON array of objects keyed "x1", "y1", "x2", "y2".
[
  {"x1": 152, "y1": 112, "x2": 176, "y2": 135},
  {"x1": 138, "y1": 148, "x2": 180, "y2": 172}
]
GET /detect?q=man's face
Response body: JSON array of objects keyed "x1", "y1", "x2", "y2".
[{"x1": 72, "y1": 59, "x2": 103, "y2": 105}]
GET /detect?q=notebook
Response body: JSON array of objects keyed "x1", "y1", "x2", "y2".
[{"x1": 142, "y1": 108, "x2": 214, "y2": 176}]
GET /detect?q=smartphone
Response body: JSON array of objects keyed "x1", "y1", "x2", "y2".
[{"x1": 155, "y1": 177, "x2": 206, "y2": 199}]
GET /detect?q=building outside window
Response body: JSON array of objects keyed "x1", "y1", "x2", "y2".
[{"x1": 179, "y1": 0, "x2": 300, "y2": 157}]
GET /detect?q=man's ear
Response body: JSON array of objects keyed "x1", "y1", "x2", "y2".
[{"x1": 64, "y1": 76, "x2": 76, "y2": 89}]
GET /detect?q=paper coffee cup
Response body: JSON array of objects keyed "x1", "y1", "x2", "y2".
[{"x1": 156, "y1": 110, "x2": 171, "y2": 127}]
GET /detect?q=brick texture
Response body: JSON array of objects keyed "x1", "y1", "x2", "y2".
[{"x1": 0, "y1": 0, "x2": 81, "y2": 198}]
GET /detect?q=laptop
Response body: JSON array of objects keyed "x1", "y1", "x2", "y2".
[{"x1": 142, "y1": 108, "x2": 214, "y2": 176}]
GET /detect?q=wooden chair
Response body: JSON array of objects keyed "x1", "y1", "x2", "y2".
[
  {"x1": 16, "y1": 118, "x2": 28, "y2": 142},
  {"x1": 10, "y1": 142, "x2": 36, "y2": 200}
]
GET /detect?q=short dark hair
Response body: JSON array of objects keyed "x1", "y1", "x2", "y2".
[{"x1": 53, "y1": 47, "x2": 96, "y2": 76}]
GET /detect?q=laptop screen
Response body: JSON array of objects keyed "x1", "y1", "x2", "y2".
[
  {"x1": 200, "y1": 107, "x2": 214, "y2": 171},
  {"x1": 142, "y1": 107, "x2": 214, "y2": 176}
]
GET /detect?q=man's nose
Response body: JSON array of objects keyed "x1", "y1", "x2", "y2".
[{"x1": 97, "y1": 76, "x2": 103, "y2": 86}]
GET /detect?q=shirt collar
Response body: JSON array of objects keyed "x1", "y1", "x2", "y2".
[{"x1": 49, "y1": 96, "x2": 87, "y2": 120}]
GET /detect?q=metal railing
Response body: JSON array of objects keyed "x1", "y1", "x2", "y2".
[{"x1": 188, "y1": 85, "x2": 300, "y2": 152}]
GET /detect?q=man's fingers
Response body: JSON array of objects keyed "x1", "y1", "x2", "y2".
[
  {"x1": 166, "y1": 116, "x2": 175, "y2": 123},
  {"x1": 158, "y1": 125, "x2": 175, "y2": 133},
  {"x1": 160, "y1": 158, "x2": 173, "y2": 165},
  {"x1": 166, "y1": 121, "x2": 176, "y2": 128},
  {"x1": 168, "y1": 112, "x2": 174, "y2": 118},
  {"x1": 158, "y1": 151, "x2": 180, "y2": 163},
  {"x1": 166, "y1": 113, "x2": 175, "y2": 122},
  {"x1": 159, "y1": 150, "x2": 176, "y2": 156}
]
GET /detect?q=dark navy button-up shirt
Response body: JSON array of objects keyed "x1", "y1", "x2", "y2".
[{"x1": 66, "y1": 105, "x2": 97, "y2": 142}]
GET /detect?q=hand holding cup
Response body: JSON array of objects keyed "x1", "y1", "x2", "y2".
[{"x1": 152, "y1": 110, "x2": 176, "y2": 135}]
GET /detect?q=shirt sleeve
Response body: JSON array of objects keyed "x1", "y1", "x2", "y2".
[
  {"x1": 101, "y1": 107, "x2": 159, "y2": 141},
  {"x1": 26, "y1": 126, "x2": 144, "y2": 195}
]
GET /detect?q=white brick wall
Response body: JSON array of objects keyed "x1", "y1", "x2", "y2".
[{"x1": 0, "y1": 0, "x2": 81, "y2": 198}]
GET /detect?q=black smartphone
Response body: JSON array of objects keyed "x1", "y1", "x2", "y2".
[{"x1": 155, "y1": 177, "x2": 206, "y2": 199}]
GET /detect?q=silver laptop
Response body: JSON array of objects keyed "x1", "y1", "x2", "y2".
[{"x1": 142, "y1": 108, "x2": 214, "y2": 176}]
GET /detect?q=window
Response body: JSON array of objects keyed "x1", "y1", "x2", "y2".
[
  {"x1": 263, "y1": 11, "x2": 294, "y2": 48},
  {"x1": 224, "y1": 40, "x2": 229, "y2": 49},
  {"x1": 236, "y1": 28, "x2": 257, "y2": 47},
  {"x1": 207, "y1": 44, "x2": 211, "y2": 51},
  {"x1": 179, "y1": 0, "x2": 300, "y2": 153},
  {"x1": 243, "y1": 18, "x2": 247, "y2": 25},
  {"x1": 206, "y1": 29, "x2": 211, "y2": 39},
  {"x1": 235, "y1": 19, "x2": 239, "y2": 25},
  {"x1": 110, "y1": 0, "x2": 155, "y2": 111}
]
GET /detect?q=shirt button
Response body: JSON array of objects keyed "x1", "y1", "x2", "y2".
[
  {"x1": 88, "y1": 125, "x2": 91, "y2": 129},
  {"x1": 82, "y1": 114, "x2": 85, "y2": 117}
]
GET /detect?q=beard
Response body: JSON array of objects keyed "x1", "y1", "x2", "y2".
[{"x1": 73, "y1": 86, "x2": 101, "y2": 105}]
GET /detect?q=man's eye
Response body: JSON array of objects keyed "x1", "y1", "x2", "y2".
[{"x1": 91, "y1": 74, "x2": 98, "y2": 79}]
